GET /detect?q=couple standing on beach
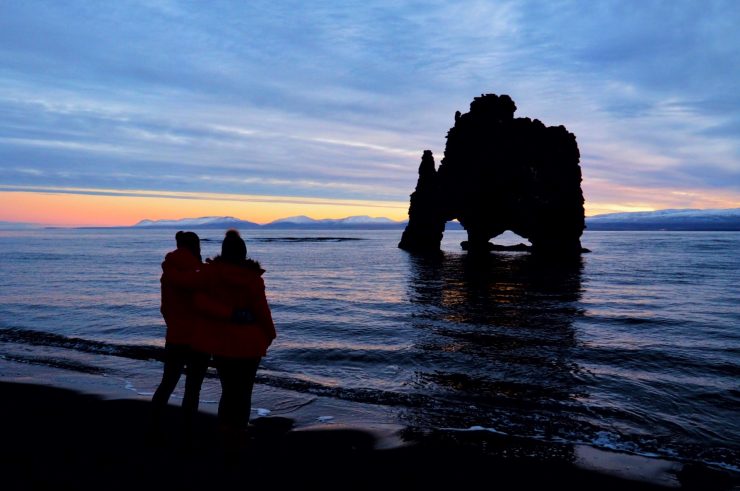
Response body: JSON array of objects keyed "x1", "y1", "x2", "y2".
[{"x1": 151, "y1": 229, "x2": 276, "y2": 444}]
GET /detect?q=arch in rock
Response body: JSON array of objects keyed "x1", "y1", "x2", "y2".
[{"x1": 399, "y1": 94, "x2": 585, "y2": 255}]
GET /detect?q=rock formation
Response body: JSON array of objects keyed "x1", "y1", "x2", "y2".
[
  {"x1": 397, "y1": 150, "x2": 445, "y2": 253},
  {"x1": 398, "y1": 94, "x2": 585, "y2": 255}
]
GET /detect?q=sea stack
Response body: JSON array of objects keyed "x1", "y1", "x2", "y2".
[
  {"x1": 397, "y1": 150, "x2": 445, "y2": 252},
  {"x1": 399, "y1": 93, "x2": 585, "y2": 255}
]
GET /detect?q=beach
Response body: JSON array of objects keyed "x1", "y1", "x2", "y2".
[{"x1": 1, "y1": 359, "x2": 736, "y2": 491}]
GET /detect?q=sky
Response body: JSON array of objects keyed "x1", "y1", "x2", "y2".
[{"x1": 1, "y1": 0, "x2": 739, "y2": 226}]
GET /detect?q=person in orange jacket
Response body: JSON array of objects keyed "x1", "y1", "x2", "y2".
[
  {"x1": 193, "y1": 229, "x2": 276, "y2": 438},
  {"x1": 151, "y1": 231, "x2": 211, "y2": 435}
]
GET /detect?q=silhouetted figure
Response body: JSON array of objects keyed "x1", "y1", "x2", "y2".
[
  {"x1": 399, "y1": 93, "x2": 585, "y2": 255},
  {"x1": 151, "y1": 231, "x2": 211, "y2": 438},
  {"x1": 193, "y1": 229, "x2": 276, "y2": 450}
]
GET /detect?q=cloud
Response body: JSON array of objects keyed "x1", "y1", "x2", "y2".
[
  {"x1": 0, "y1": 184, "x2": 408, "y2": 210},
  {"x1": 0, "y1": 0, "x2": 739, "y2": 219}
]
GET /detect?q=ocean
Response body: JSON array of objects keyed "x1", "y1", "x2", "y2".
[{"x1": 0, "y1": 228, "x2": 738, "y2": 471}]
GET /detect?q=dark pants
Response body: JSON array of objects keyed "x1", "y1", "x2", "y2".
[
  {"x1": 151, "y1": 342, "x2": 210, "y2": 429},
  {"x1": 214, "y1": 356, "x2": 261, "y2": 431}
]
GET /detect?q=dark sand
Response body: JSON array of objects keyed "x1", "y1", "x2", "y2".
[{"x1": 1, "y1": 381, "x2": 737, "y2": 490}]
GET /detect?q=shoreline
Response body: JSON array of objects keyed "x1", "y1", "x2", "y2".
[{"x1": 1, "y1": 359, "x2": 737, "y2": 490}]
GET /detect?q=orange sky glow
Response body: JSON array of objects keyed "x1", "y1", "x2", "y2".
[
  {"x1": 0, "y1": 189, "x2": 410, "y2": 227},
  {"x1": 2, "y1": 185, "x2": 739, "y2": 227}
]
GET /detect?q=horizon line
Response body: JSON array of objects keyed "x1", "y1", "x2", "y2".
[{"x1": 3, "y1": 206, "x2": 740, "y2": 229}]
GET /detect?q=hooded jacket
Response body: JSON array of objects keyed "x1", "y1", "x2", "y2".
[
  {"x1": 160, "y1": 247, "x2": 203, "y2": 345},
  {"x1": 192, "y1": 258, "x2": 276, "y2": 358}
]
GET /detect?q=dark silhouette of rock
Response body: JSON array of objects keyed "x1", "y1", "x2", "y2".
[
  {"x1": 398, "y1": 150, "x2": 445, "y2": 253},
  {"x1": 399, "y1": 94, "x2": 585, "y2": 255}
]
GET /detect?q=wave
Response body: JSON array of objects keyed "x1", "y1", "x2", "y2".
[
  {"x1": 1, "y1": 353, "x2": 107, "y2": 374},
  {"x1": 582, "y1": 345, "x2": 738, "y2": 378},
  {"x1": 0, "y1": 327, "x2": 165, "y2": 362},
  {"x1": 251, "y1": 237, "x2": 365, "y2": 242}
]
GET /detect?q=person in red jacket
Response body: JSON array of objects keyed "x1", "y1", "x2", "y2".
[
  {"x1": 193, "y1": 229, "x2": 276, "y2": 441},
  {"x1": 151, "y1": 231, "x2": 211, "y2": 435}
]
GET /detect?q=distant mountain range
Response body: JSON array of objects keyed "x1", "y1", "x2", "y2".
[
  {"x1": 133, "y1": 215, "x2": 411, "y2": 230},
  {"x1": 135, "y1": 216, "x2": 261, "y2": 229},
  {"x1": 131, "y1": 209, "x2": 740, "y2": 231},
  {"x1": 3, "y1": 208, "x2": 738, "y2": 231},
  {"x1": 585, "y1": 208, "x2": 740, "y2": 231}
]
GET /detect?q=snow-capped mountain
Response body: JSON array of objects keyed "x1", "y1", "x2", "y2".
[
  {"x1": 266, "y1": 215, "x2": 319, "y2": 225},
  {"x1": 264, "y1": 215, "x2": 406, "y2": 229},
  {"x1": 134, "y1": 216, "x2": 260, "y2": 228},
  {"x1": 131, "y1": 215, "x2": 407, "y2": 229},
  {"x1": 126, "y1": 208, "x2": 740, "y2": 231},
  {"x1": 586, "y1": 208, "x2": 740, "y2": 230},
  {"x1": 337, "y1": 216, "x2": 399, "y2": 225}
]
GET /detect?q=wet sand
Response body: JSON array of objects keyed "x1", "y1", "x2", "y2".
[{"x1": 2, "y1": 380, "x2": 736, "y2": 490}]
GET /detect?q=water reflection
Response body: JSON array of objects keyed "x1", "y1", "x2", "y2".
[{"x1": 403, "y1": 251, "x2": 586, "y2": 440}]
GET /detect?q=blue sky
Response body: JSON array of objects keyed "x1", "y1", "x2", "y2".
[{"x1": 1, "y1": 0, "x2": 739, "y2": 223}]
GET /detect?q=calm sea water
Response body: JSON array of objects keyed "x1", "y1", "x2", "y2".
[{"x1": 0, "y1": 228, "x2": 738, "y2": 470}]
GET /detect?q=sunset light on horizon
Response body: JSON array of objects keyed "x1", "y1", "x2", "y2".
[
  {"x1": 2, "y1": 1, "x2": 739, "y2": 227},
  {"x1": 0, "y1": 188, "x2": 411, "y2": 227},
  {"x1": 2, "y1": 184, "x2": 740, "y2": 227}
]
